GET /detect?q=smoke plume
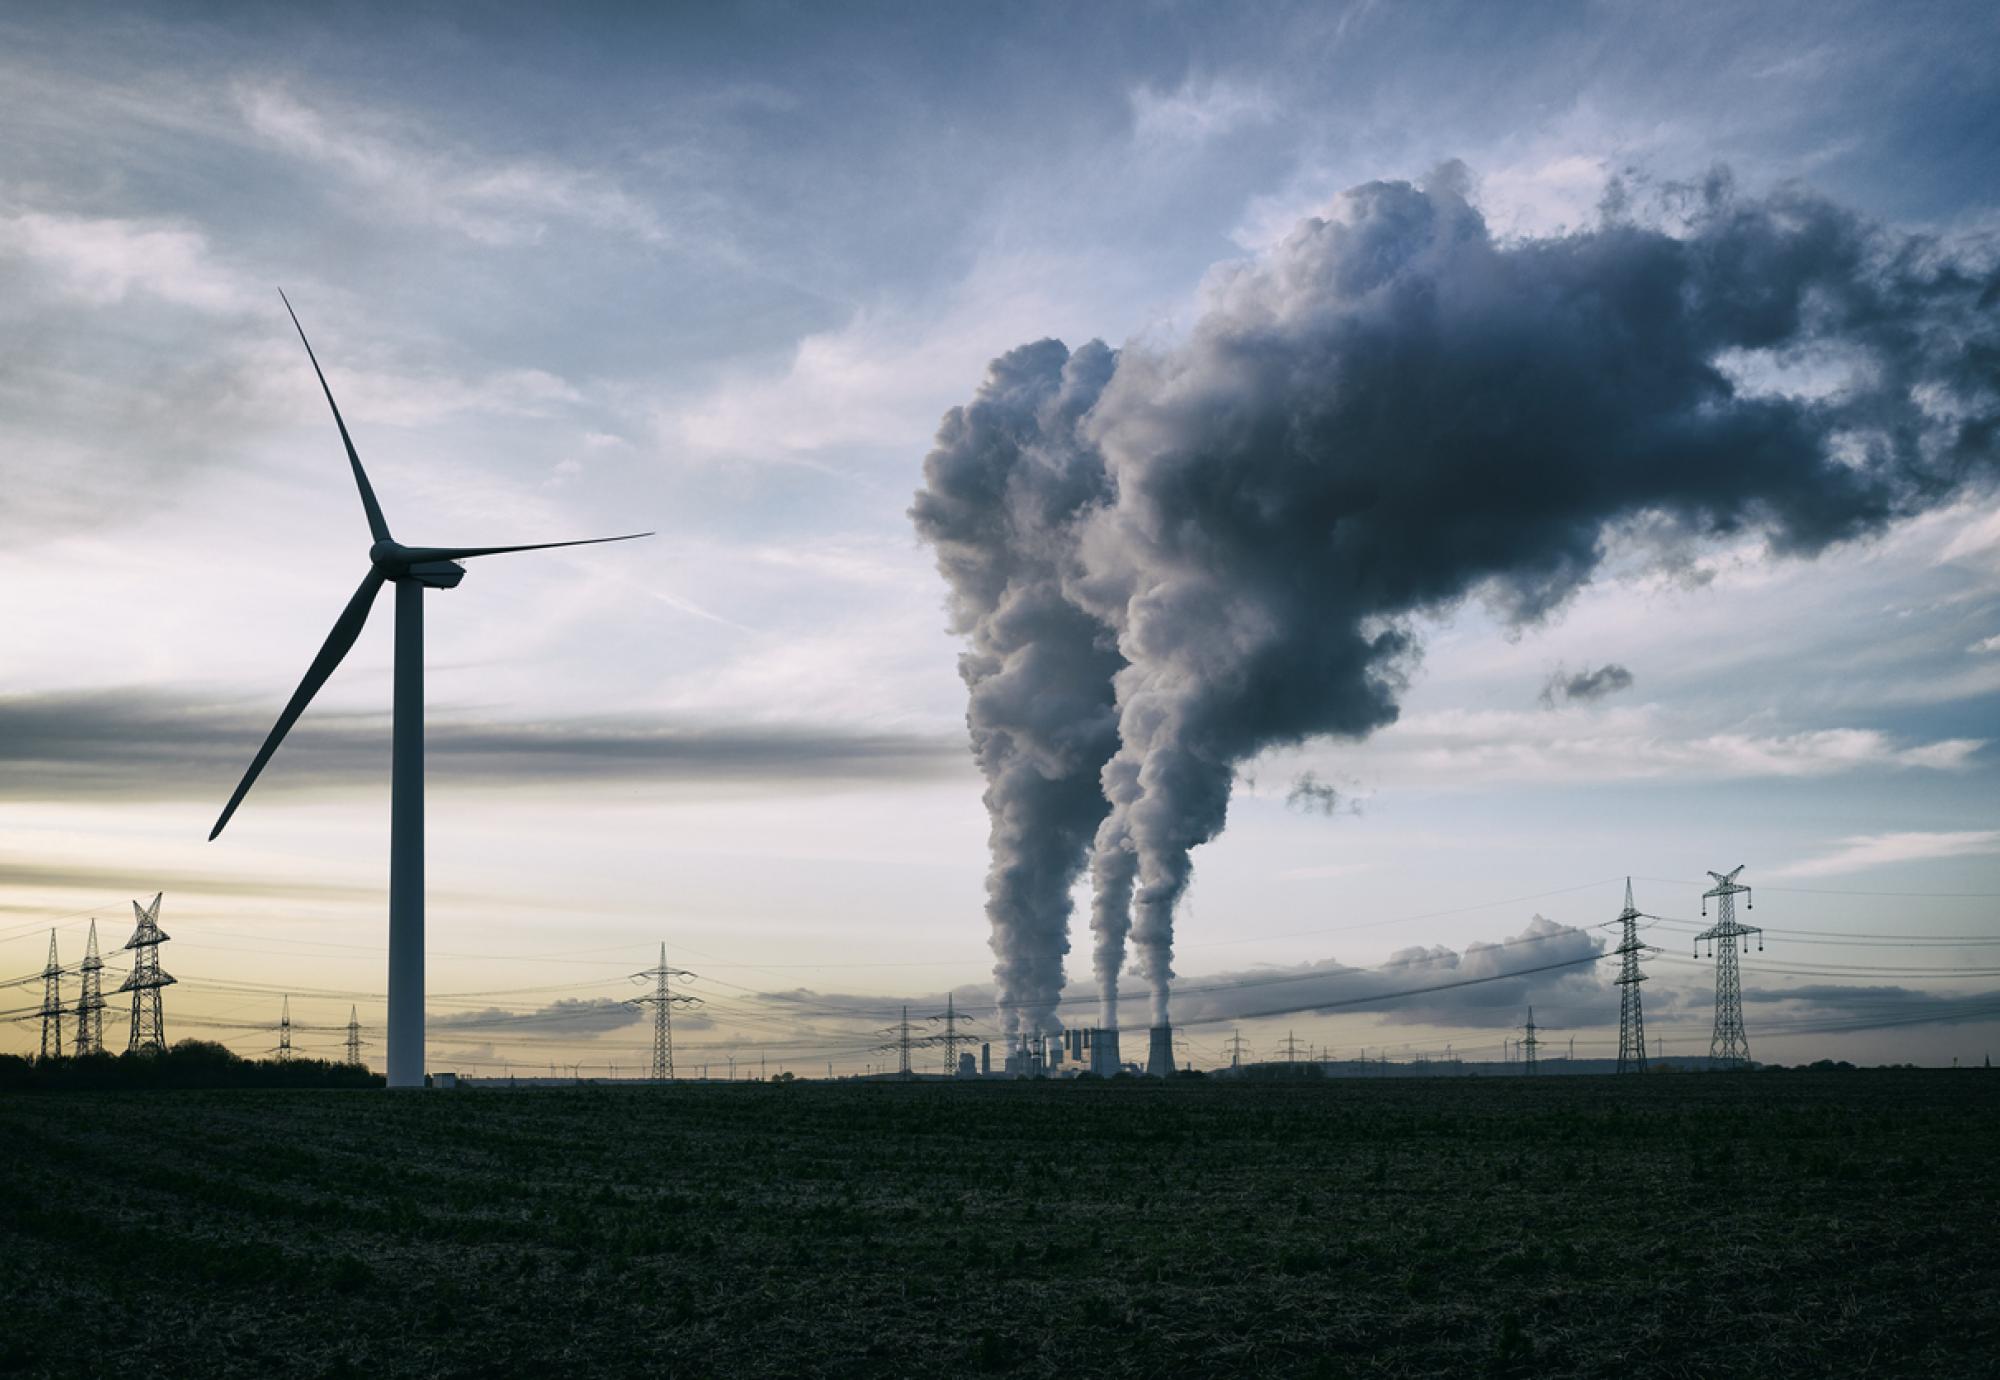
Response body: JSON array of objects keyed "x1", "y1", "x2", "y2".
[
  {"x1": 910, "y1": 339, "x2": 1123, "y2": 1039},
  {"x1": 921, "y1": 163, "x2": 1999, "y2": 1031}
]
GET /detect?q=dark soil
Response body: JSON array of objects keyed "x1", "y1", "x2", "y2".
[{"x1": 1, "y1": 1070, "x2": 1993, "y2": 1377}]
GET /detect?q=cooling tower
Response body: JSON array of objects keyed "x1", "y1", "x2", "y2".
[
  {"x1": 1146, "y1": 1024, "x2": 1174, "y2": 1078},
  {"x1": 980, "y1": 1041, "x2": 991, "y2": 1076},
  {"x1": 1090, "y1": 1027, "x2": 1121, "y2": 1076}
]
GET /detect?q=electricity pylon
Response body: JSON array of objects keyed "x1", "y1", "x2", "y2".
[
  {"x1": 1225, "y1": 1030, "x2": 1248, "y2": 1069},
  {"x1": 878, "y1": 1006, "x2": 917, "y2": 1077},
  {"x1": 38, "y1": 931, "x2": 63, "y2": 1060},
  {"x1": 628, "y1": 944, "x2": 701, "y2": 1080},
  {"x1": 1609, "y1": 878, "x2": 1649, "y2": 1074},
  {"x1": 120, "y1": 892, "x2": 174, "y2": 1052},
  {"x1": 276, "y1": 995, "x2": 293, "y2": 1061},
  {"x1": 73, "y1": 920, "x2": 106, "y2": 1057},
  {"x1": 1696, "y1": 866, "x2": 1760, "y2": 1069},
  {"x1": 345, "y1": 1005, "x2": 363, "y2": 1066},
  {"x1": 924, "y1": 993, "x2": 975, "y2": 1075},
  {"x1": 1281, "y1": 1030, "x2": 1304, "y2": 1067},
  {"x1": 1519, "y1": 1008, "x2": 1540, "y2": 1075}
]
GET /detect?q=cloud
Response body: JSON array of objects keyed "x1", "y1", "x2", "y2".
[
  {"x1": 1129, "y1": 77, "x2": 1275, "y2": 144},
  {"x1": 1274, "y1": 862, "x2": 1373, "y2": 882},
  {"x1": 1538, "y1": 662, "x2": 1635, "y2": 708},
  {"x1": 1138, "y1": 916, "x2": 1610, "y2": 1030},
  {"x1": 657, "y1": 247, "x2": 1129, "y2": 472},
  {"x1": 1771, "y1": 830, "x2": 2000, "y2": 879},
  {"x1": 1743, "y1": 983, "x2": 2000, "y2": 1014},
  {"x1": 234, "y1": 82, "x2": 668, "y2": 248},
  {"x1": 0, "y1": 687, "x2": 966, "y2": 801},
  {"x1": 1324, "y1": 707, "x2": 1987, "y2": 786},
  {"x1": 430, "y1": 998, "x2": 648, "y2": 1036},
  {"x1": 1972, "y1": 634, "x2": 2000, "y2": 654},
  {"x1": 0, "y1": 210, "x2": 258, "y2": 313},
  {"x1": 0, "y1": 857, "x2": 377, "y2": 902}
]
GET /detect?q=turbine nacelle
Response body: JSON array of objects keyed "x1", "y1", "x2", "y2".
[{"x1": 368, "y1": 542, "x2": 467, "y2": 586}]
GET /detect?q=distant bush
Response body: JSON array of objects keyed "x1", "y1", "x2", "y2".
[{"x1": 0, "y1": 1041, "x2": 383, "y2": 1091}]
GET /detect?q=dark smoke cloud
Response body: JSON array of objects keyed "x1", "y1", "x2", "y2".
[
  {"x1": 1285, "y1": 771, "x2": 1357, "y2": 817},
  {"x1": 1539, "y1": 662, "x2": 1636, "y2": 708},
  {"x1": 920, "y1": 162, "x2": 1997, "y2": 1029},
  {"x1": 910, "y1": 339, "x2": 1124, "y2": 1039}
]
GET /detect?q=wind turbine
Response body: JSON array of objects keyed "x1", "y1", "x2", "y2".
[{"x1": 211, "y1": 292, "x2": 650, "y2": 1088}]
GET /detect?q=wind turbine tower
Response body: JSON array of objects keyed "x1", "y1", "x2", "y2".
[{"x1": 209, "y1": 294, "x2": 650, "y2": 1088}]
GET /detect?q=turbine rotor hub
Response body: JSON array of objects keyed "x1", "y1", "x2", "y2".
[{"x1": 369, "y1": 541, "x2": 465, "y2": 587}]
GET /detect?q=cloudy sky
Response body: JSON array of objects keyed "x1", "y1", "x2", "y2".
[{"x1": 2, "y1": 2, "x2": 1996, "y2": 1073}]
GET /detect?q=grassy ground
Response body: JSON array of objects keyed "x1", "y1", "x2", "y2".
[{"x1": 0, "y1": 1071, "x2": 1993, "y2": 1378}]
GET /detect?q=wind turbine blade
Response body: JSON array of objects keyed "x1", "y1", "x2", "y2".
[
  {"x1": 210, "y1": 567, "x2": 388, "y2": 841},
  {"x1": 279, "y1": 290, "x2": 393, "y2": 544},
  {"x1": 394, "y1": 532, "x2": 654, "y2": 563}
]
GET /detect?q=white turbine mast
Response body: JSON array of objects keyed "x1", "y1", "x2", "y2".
[{"x1": 211, "y1": 291, "x2": 651, "y2": 1088}]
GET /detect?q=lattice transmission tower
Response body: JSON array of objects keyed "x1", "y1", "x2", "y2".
[
  {"x1": 1225, "y1": 1030, "x2": 1248, "y2": 1070},
  {"x1": 38, "y1": 931, "x2": 63, "y2": 1060},
  {"x1": 73, "y1": 920, "x2": 107, "y2": 1057},
  {"x1": 1609, "y1": 878, "x2": 1649, "y2": 1074},
  {"x1": 345, "y1": 1005, "x2": 364, "y2": 1066},
  {"x1": 120, "y1": 892, "x2": 174, "y2": 1053},
  {"x1": 275, "y1": 995, "x2": 293, "y2": 1061},
  {"x1": 1696, "y1": 866, "x2": 1761, "y2": 1069},
  {"x1": 878, "y1": 1006, "x2": 918, "y2": 1077},
  {"x1": 628, "y1": 944, "x2": 701, "y2": 1080},
  {"x1": 1519, "y1": 1008, "x2": 1540, "y2": 1075},
  {"x1": 924, "y1": 993, "x2": 975, "y2": 1075}
]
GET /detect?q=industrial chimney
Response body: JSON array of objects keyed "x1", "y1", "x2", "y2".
[
  {"x1": 1090, "y1": 1026, "x2": 1121, "y2": 1077},
  {"x1": 980, "y1": 1041, "x2": 991, "y2": 1076},
  {"x1": 1146, "y1": 1024, "x2": 1174, "y2": 1078}
]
